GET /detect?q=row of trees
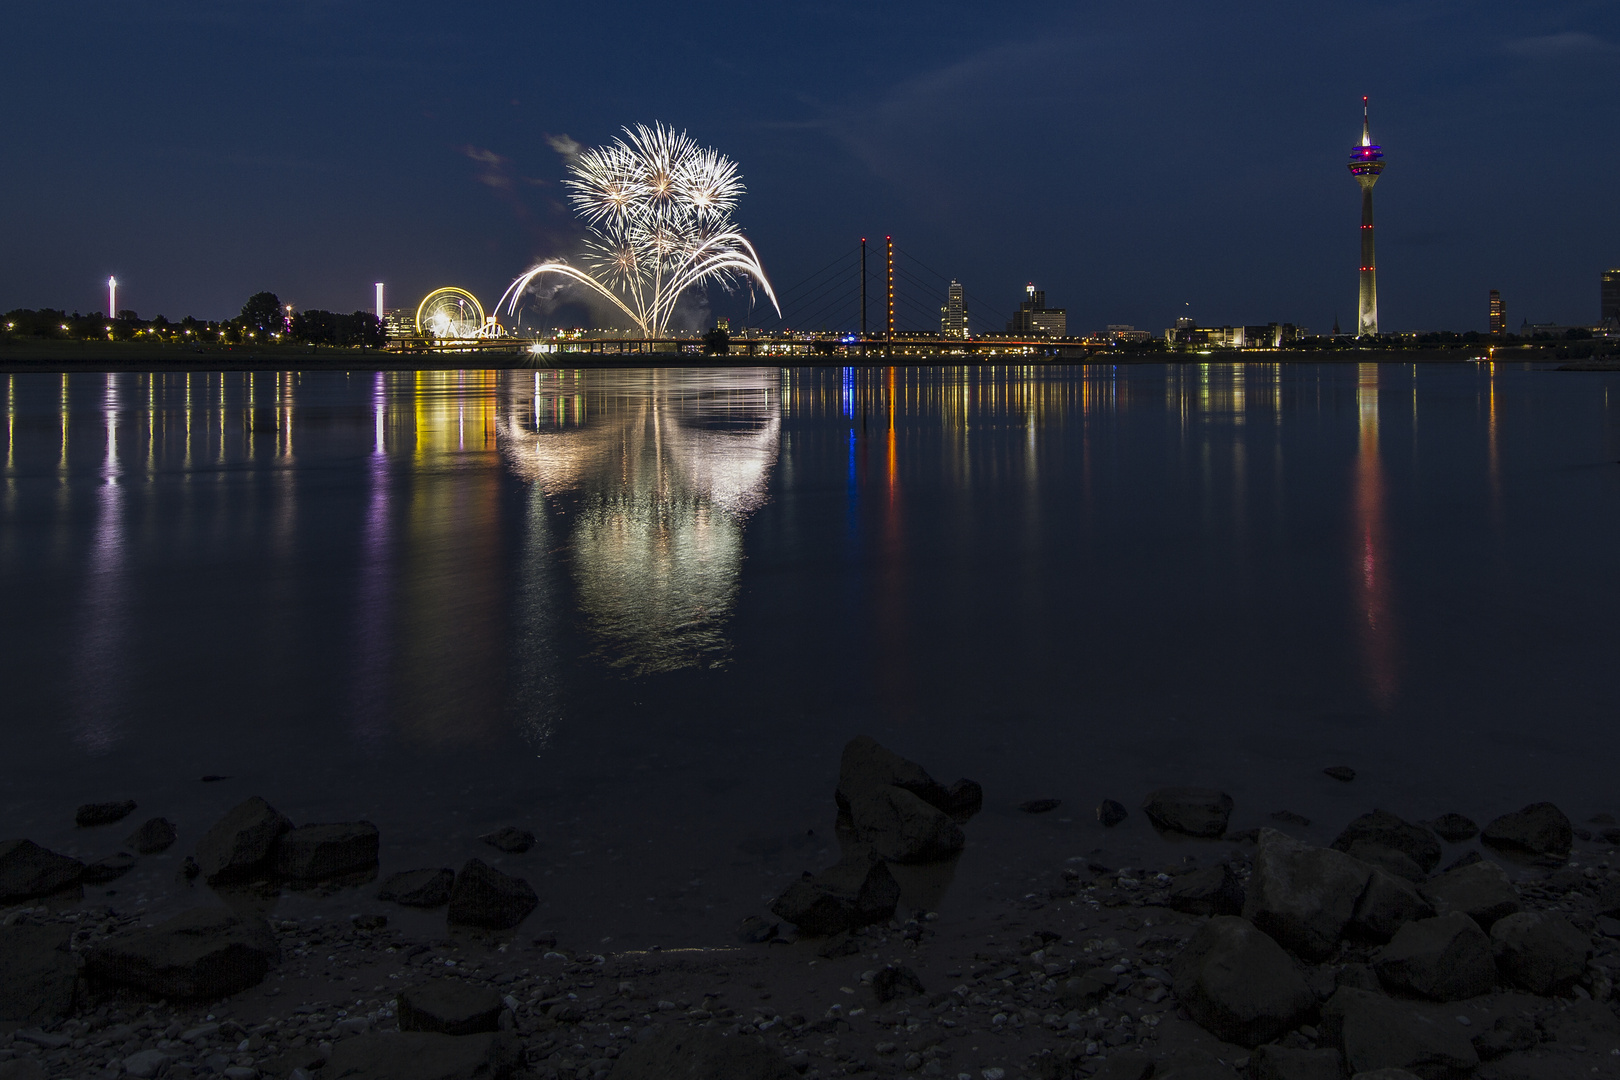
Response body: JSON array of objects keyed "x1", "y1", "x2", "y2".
[{"x1": 2, "y1": 291, "x2": 383, "y2": 348}]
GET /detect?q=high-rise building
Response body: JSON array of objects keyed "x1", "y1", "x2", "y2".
[
  {"x1": 1489, "y1": 290, "x2": 1506, "y2": 334},
  {"x1": 1007, "y1": 283, "x2": 1067, "y2": 338},
  {"x1": 940, "y1": 281, "x2": 968, "y2": 338},
  {"x1": 1603, "y1": 269, "x2": 1620, "y2": 327},
  {"x1": 1347, "y1": 97, "x2": 1385, "y2": 336}
]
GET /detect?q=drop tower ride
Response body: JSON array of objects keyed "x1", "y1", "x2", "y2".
[{"x1": 1347, "y1": 97, "x2": 1385, "y2": 337}]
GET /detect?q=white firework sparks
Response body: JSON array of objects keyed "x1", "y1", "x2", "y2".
[{"x1": 499, "y1": 123, "x2": 778, "y2": 338}]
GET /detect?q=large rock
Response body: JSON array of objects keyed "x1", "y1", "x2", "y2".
[
  {"x1": 1320, "y1": 987, "x2": 1478, "y2": 1079},
  {"x1": 194, "y1": 796, "x2": 293, "y2": 883},
  {"x1": 1244, "y1": 829, "x2": 1373, "y2": 961},
  {"x1": 1419, "y1": 860, "x2": 1521, "y2": 931},
  {"x1": 274, "y1": 821, "x2": 380, "y2": 882},
  {"x1": 1168, "y1": 863, "x2": 1245, "y2": 917},
  {"x1": 1143, "y1": 788, "x2": 1234, "y2": 838},
  {"x1": 1253, "y1": 1046, "x2": 1345, "y2": 1080},
  {"x1": 85, "y1": 907, "x2": 277, "y2": 1000},
  {"x1": 1426, "y1": 815, "x2": 1478, "y2": 844},
  {"x1": 770, "y1": 856, "x2": 900, "y2": 936},
  {"x1": 379, "y1": 868, "x2": 455, "y2": 908},
  {"x1": 1341, "y1": 842, "x2": 1425, "y2": 884},
  {"x1": 844, "y1": 785, "x2": 964, "y2": 863},
  {"x1": 398, "y1": 981, "x2": 503, "y2": 1035},
  {"x1": 1481, "y1": 803, "x2": 1571, "y2": 860},
  {"x1": 446, "y1": 859, "x2": 538, "y2": 930},
  {"x1": 0, "y1": 839, "x2": 85, "y2": 903},
  {"x1": 1332, "y1": 811, "x2": 1441, "y2": 875},
  {"x1": 607, "y1": 1025, "x2": 798, "y2": 1079},
  {"x1": 326, "y1": 1031, "x2": 520, "y2": 1080},
  {"x1": 1489, "y1": 910, "x2": 1591, "y2": 995},
  {"x1": 83, "y1": 853, "x2": 136, "y2": 883},
  {"x1": 76, "y1": 800, "x2": 138, "y2": 827},
  {"x1": 0, "y1": 925, "x2": 77, "y2": 1022},
  {"x1": 1373, "y1": 913, "x2": 1495, "y2": 1001},
  {"x1": 1352, "y1": 867, "x2": 1435, "y2": 942},
  {"x1": 837, "y1": 736, "x2": 947, "y2": 813},
  {"x1": 1170, "y1": 915, "x2": 1316, "y2": 1048},
  {"x1": 127, "y1": 817, "x2": 178, "y2": 854}
]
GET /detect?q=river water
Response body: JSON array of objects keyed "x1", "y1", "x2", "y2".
[{"x1": 2, "y1": 363, "x2": 1618, "y2": 943}]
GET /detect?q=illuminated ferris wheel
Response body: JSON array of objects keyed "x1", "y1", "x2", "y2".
[{"x1": 416, "y1": 287, "x2": 503, "y2": 340}]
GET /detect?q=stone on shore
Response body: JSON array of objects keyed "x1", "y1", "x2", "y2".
[
  {"x1": 75, "y1": 800, "x2": 138, "y2": 827},
  {"x1": 1170, "y1": 915, "x2": 1316, "y2": 1048},
  {"x1": 1350, "y1": 1072, "x2": 1423, "y2": 1080},
  {"x1": 1320, "y1": 987, "x2": 1478, "y2": 1078},
  {"x1": 1324, "y1": 766, "x2": 1356, "y2": 782},
  {"x1": 844, "y1": 784, "x2": 964, "y2": 863},
  {"x1": 85, "y1": 907, "x2": 278, "y2": 1000},
  {"x1": 126, "y1": 817, "x2": 178, "y2": 854},
  {"x1": 1481, "y1": 802, "x2": 1572, "y2": 860},
  {"x1": 835, "y1": 735, "x2": 950, "y2": 816},
  {"x1": 379, "y1": 868, "x2": 456, "y2": 908},
  {"x1": 0, "y1": 839, "x2": 85, "y2": 903},
  {"x1": 194, "y1": 796, "x2": 293, "y2": 883},
  {"x1": 121, "y1": 1051, "x2": 169, "y2": 1080},
  {"x1": 607, "y1": 1024, "x2": 798, "y2": 1079},
  {"x1": 870, "y1": 964, "x2": 925, "y2": 1003},
  {"x1": 1489, "y1": 910, "x2": 1592, "y2": 995},
  {"x1": 1351, "y1": 867, "x2": 1435, "y2": 942},
  {"x1": 1425, "y1": 814, "x2": 1478, "y2": 843},
  {"x1": 480, "y1": 826, "x2": 536, "y2": 853},
  {"x1": 1419, "y1": 860, "x2": 1521, "y2": 931},
  {"x1": 82, "y1": 852, "x2": 136, "y2": 884},
  {"x1": 943, "y1": 778, "x2": 983, "y2": 820},
  {"x1": 1058, "y1": 967, "x2": 1119, "y2": 1009},
  {"x1": 1372, "y1": 912, "x2": 1495, "y2": 1001},
  {"x1": 326, "y1": 1031, "x2": 520, "y2": 1080},
  {"x1": 1142, "y1": 788, "x2": 1234, "y2": 838},
  {"x1": 1253, "y1": 1046, "x2": 1345, "y2": 1080},
  {"x1": 0, "y1": 925, "x2": 77, "y2": 1022},
  {"x1": 1097, "y1": 800, "x2": 1128, "y2": 827},
  {"x1": 770, "y1": 856, "x2": 900, "y2": 936},
  {"x1": 398, "y1": 981, "x2": 504, "y2": 1035},
  {"x1": 446, "y1": 859, "x2": 538, "y2": 930},
  {"x1": 1244, "y1": 828, "x2": 1372, "y2": 961},
  {"x1": 1331, "y1": 810, "x2": 1441, "y2": 874},
  {"x1": 274, "y1": 821, "x2": 380, "y2": 882},
  {"x1": 1167, "y1": 863, "x2": 1245, "y2": 917},
  {"x1": 1470, "y1": 1015, "x2": 1537, "y2": 1060},
  {"x1": 1018, "y1": 798, "x2": 1061, "y2": 814}
]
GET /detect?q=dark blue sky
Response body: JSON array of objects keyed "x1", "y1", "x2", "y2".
[{"x1": 3, "y1": 0, "x2": 1615, "y2": 334}]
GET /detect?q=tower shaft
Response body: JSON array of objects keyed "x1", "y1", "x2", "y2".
[{"x1": 1358, "y1": 183, "x2": 1378, "y2": 336}]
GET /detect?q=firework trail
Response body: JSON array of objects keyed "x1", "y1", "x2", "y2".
[{"x1": 499, "y1": 123, "x2": 779, "y2": 338}]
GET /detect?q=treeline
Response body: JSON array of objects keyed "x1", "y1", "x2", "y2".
[{"x1": 2, "y1": 291, "x2": 383, "y2": 348}]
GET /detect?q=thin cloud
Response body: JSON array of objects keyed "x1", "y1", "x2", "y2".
[
  {"x1": 546, "y1": 134, "x2": 583, "y2": 162},
  {"x1": 1502, "y1": 31, "x2": 1616, "y2": 57}
]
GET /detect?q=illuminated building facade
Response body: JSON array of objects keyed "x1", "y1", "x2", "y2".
[
  {"x1": 1163, "y1": 322, "x2": 1300, "y2": 350},
  {"x1": 1489, "y1": 290, "x2": 1506, "y2": 335},
  {"x1": 383, "y1": 309, "x2": 415, "y2": 339},
  {"x1": 1603, "y1": 269, "x2": 1620, "y2": 327},
  {"x1": 1008, "y1": 284, "x2": 1067, "y2": 338},
  {"x1": 1347, "y1": 98, "x2": 1385, "y2": 336},
  {"x1": 940, "y1": 281, "x2": 968, "y2": 339}
]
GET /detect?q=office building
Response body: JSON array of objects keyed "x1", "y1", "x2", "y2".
[
  {"x1": 1603, "y1": 269, "x2": 1620, "y2": 327},
  {"x1": 1489, "y1": 290, "x2": 1506, "y2": 335},
  {"x1": 1008, "y1": 284, "x2": 1067, "y2": 338},
  {"x1": 940, "y1": 281, "x2": 968, "y2": 338}
]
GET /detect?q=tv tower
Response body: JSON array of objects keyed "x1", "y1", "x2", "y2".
[{"x1": 1347, "y1": 96, "x2": 1385, "y2": 336}]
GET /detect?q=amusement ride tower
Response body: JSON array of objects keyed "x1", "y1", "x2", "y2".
[{"x1": 1347, "y1": 97, "x2": 1385, "y2": 336}]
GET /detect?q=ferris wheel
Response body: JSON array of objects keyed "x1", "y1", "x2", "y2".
[{"x1": 416, "y1": 287, "x2": 487, "y2": 340}]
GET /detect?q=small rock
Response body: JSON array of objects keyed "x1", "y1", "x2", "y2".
[
  {"x1": 1372, "y1": 912, "x2": 1494, "y2": 1001},
  {"x1": 836, "y1": 735, "x2": 980, "y2": 824},
  {"x1": 1018, "y1": 799, "x2": 1061, "y2": 814},
  {"x1": 76, "y1": 800, "x2": 138, "y2": 827},
  {"x1": 0, "y1": 925, "x2": 77, "y2": 1022},
  {"x1": 1349, "y1": 1072, "x2": 1423, "y2": 1080},
  {"x1": 1142, "y1": 788, "x2": 1234, "y2": 838},
  {"x1": 398, "y1": 981, "x2": 504, "y2": 1035},
  {"x1": 1323, "y1": 766, "x2": 1356, "y2": 782},
  {"x1": 1167, "y1": 863, "x2": 1245, "y2": 917},
  {"x1": 1489, "y1": 910, "x2": 1592, "y2": 995},
  {"x1": 194, "y1": 796, "x2": 293, "y2": 883},
  {"x1": 1350, "y1": 867, "x2": 1434, "y2": 942},
  {"x1": 85, "y1": 906, "x2": 279, "y2": 999},
  {"x1": 1471, "y1": 1015, "x2": 1537, "y2": 1060},
  {"x1": 479, "y1": 826, "x2": 536, "y2": 854},
  {"x1": 944, "y1": 778, "x2": 984, "y2": 821},
  {"x1": 1419, "y1": 859, "x2": 1522, "y2": 930},
  {"x1": 446, "y1": 859, "x2": 538, "y2": 929},
  {"x1": 845, "y1": 785, "x2": 965, "y2": 863},
  {"x1": 871, "y1": 964, "x2": 925, "y2": 1003},
  {"x1": 736, "y1": 915, "x2": 778, "y2": 944},
  {"x1": 1270, "y1": 811, "x2": 1311, "y2": 828},
  {"x1": 1331, "y1": 810, "x2": 1441, "y2": 874},
  {"x1": 1171, "y1": 915, "x2": 1316, "y2": 1047},
  {"x1": 0, "y1": 1059, "x2": 47, "y2": 1080},
  {"x1": 771, "y1": 855, "x2": 900, "y2": 936},
  {"x1": 1244, "y1": 828, "x2": 1372, "y2": 961},
  {"x1": 1096, "y1": 799, "x2": 1128, "y2": 827},
  {"x1": 1058, "y1": 967, "x2": 1119, "y2": 1009},
  {"x1": 607, "y1": 1025, "x2": 797, "y2": 1079},
  {"x1": 274, "y1": 821, "x2": 380, "y2": 882},
  {"x1": 83, "y1": 852, "x2": 136, "y2": 883},
  {"x1": 127, "y1": 817, "x2": 178, "y2": 853},
  {"x1": 1424, "y1": 814, "x2": 1479, "y2": 843},
  {"x1": 1091, "y1": 1051, "x2": 1154, "y2": 1080},
  {"x1": 379, "y1": 868, "x2": 456, "y2": 908},
  {"x1": 0, "y1": 839, "x2": 85, "y2": 903},
  {"x1": 123, "y1": 1050, "x2": 172, "y2": 1079},
  {"x1": 1320, "y1": 987, "x2": 1478, "y2": 1076},
  {"x1": 1481, "y1": 802, "x2": 1572, "y2": 860},
  {"x1": 326, "y1": 1031, "x2": 520, "y2": 1080},
  {"x1": 1252, "y1": 1046, "x2": 1344, "y2": 1080}
]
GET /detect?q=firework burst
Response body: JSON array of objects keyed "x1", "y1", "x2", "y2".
[{"x1": 499, "y1": 123, "x2": 778, "y2": 338}]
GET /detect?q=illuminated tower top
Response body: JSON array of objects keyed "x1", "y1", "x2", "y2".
[{"x1": 1347, "y1": 97, "x2": 1385, "y2": 184}]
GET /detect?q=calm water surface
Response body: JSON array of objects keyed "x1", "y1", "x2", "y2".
[{"x1": 2, "y1": 363, "x2": 1618, "y2": 941}]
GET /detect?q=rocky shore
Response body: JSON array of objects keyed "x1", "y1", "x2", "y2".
[{"x1": 6, "y1": 741, "x2": 1620, "y2": 1080}]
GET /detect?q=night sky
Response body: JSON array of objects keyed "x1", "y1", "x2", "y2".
[{"x1": 3, "y1": 1, "x2": 1615, "y2": 335}]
